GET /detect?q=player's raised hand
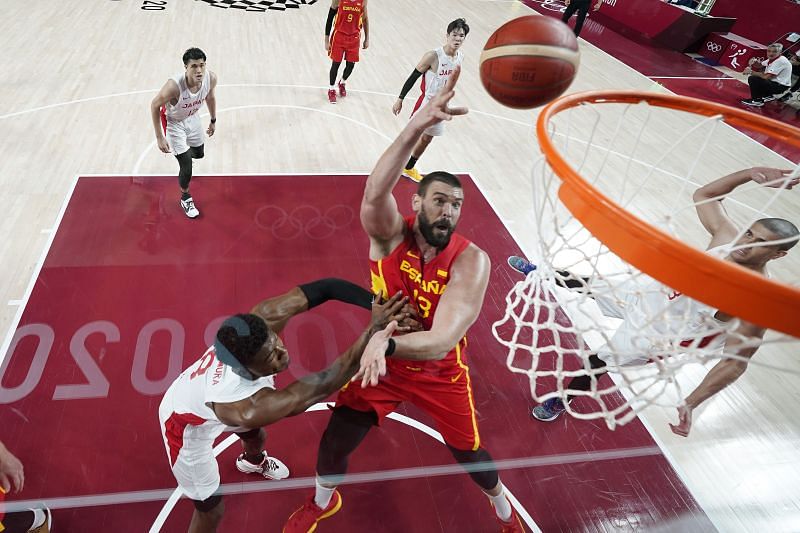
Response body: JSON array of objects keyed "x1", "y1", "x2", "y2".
[
  {"x1": 409, "y1": 65, "x2": 468, "y2": 132},
  {"x1": 749, "y1": 167, "x2": 799, "y2": 189},
  {"x1": 669, "y1": 404, "x2": 693, "y2": 437}
]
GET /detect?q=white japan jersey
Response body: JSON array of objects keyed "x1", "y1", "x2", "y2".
[
  {"x1": 162, "y1": 345, "x2": 276, "y2": 443},
  {"x1": 421, "y1": 47, "x2": 463, "y2": 102},
  {"x1": 164, "y1": 70, "x2": 211, "y2": 123}
]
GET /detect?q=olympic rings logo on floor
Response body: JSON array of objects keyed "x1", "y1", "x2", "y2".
[
  {"x1": 706, "y1": 42, "x2": 722, "y2": 53},
  {"x1": 255, "y1": 204, "x2": 355, "y2": 240},
  {"x1": 525, "y1": 0, "x2": 567, "y2": 12}
]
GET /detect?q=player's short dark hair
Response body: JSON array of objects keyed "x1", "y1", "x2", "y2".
[
  {"x1": 183, "y1": 47, "x2": 207, "y2": 65},
  {"x1": 417, "y1": 171, "x2": 462, "y2": 197},
  {"x1": 756, "y1": 217, "x2": 799, "y2": 251},
  {"x1": 215, "y1": 314, "x2": 269, "y2": 368},
  {"x1": 447, "y1": 18, "x2": 470, "y2": 36}
]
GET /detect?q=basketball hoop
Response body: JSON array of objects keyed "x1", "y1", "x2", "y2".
[{"x1": 493, "y1": 90, "x2": 800, "y2": 428}]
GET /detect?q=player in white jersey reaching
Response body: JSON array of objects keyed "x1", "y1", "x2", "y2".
[
  {"x1": 506, "y1": 167, "x2": 799, "y2": 436},
  {"x1": 150, "y1": 48, "x2": 218, "y2": 219},
  {"x1": 159, "y1": 278, "x2": 413, "y2": 532},
  {"x1": 392, "y1": 18, "x2": 468, "y2": 183}
]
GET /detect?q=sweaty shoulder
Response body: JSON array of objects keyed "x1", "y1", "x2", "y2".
[{"x1": 453, "y1": 243, "x2": 489, "y2": 272}]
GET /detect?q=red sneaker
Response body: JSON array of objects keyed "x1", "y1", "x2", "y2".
[
  {"x1": 497, "y1": 505, "x2": 526, "y2": 532},
  {"x1": 327, "y1": 89, "x2": 337, "y2": 104},
  {"x1": 338, "y1": 81, "x2": 347, "y2": 98},
  {"x1": 283, "y1": 490, "x2": 342, "y2": 533}
]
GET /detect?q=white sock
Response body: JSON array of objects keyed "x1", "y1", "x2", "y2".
[
  {"x1": 329, "y1": 85, "x2": 335, "y2": 90},
  {"x1": 314, "y1": 478, "x2": 336, "y2": 509},
  {"x1": 486, "y1": 485, "x2": 512, "y2": 522},
  {"x1": 30, "y1": 508, "x2": 47, "y2": 528},
  {"x1": 339, "y1": 79, "x2": 345, "y2": 85}
]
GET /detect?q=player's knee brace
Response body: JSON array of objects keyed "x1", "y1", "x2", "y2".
[
  {"x1": 176, "y1": 150, "x2": 193, "y2": 190},
  {"x1": 447, "y1": 445, "x2": 500, "y2": 491},
  {"x1": 192, "y1": 493, "x2": 223, "y2": 514},
  {"x1": 191, "y1": 144, "x2": 205, "y2": 159},
  {"x1": 316, "y1": 407, "x2": 376, "y2": 478}
]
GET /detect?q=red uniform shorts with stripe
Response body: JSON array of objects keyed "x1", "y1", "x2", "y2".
[
  {"x1": 335, "y1": 360, "x2": 481, "y2": 451},
  {"x1": 329, "y1": 32, "x2": 360, "y2": 63}
]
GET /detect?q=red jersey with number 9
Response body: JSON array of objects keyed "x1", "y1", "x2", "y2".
[
  {"x1": 369, "y1": 215, "x2": 471, "y2": 373},
  {"x1": 333, "y1": 0, "x2": 364, "y2": 38}
]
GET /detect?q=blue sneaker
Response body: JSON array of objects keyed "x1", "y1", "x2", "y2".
[
  {"x1": 507, "y1": 255, "x2": 537, "y2": 275},
  {"x1": 532, "y1": 397, "x2": 567, "y2": 421}
]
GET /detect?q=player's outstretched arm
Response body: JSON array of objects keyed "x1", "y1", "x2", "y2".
[
  {"x1": 150, "y1": 79, "x2": 179, "y2": 153},
  {"x1": 670, "y1": 320, "x2": 765, "y2": 437},
  {"x1": 362, "y1": 65, "x2": 467, "y2": 245},
  {"x1": 213, "y1": 298, "x2": 403, "y2": 428},
  {"x1": 354, "y1": 245, "x2": 490, "y2": 386},
  {"x1": 693, "y1": 167, "x2": 796, "y2": 247}
]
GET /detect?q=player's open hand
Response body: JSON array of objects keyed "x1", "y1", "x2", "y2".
[
  {"x1": 0, "y1": 443, "x2": 25, "y2": 493},
  {"x1": 669, "y1": 403, "x2": 693, "y2": 437},
  {"x1": 749, "y1": 167, "x2": 799, "y2": 189},
  {"x1": 207, "y1": 121, "x2": 216, "y2": 137},
  {"x1": 369, "y1": 291, "x2": 409, "y2": 331},
  {"x1": 156, "y1": 136, "x2": 170, "y2": 154},
  {"x1": 354, "y1": 320, "x2": 398, "y2": 388},
  {"x1": 409, "y1": 65, "x2": 468, "y2": 132},
  {"x1": 392, "y1": 98, "x2": 403, "y2": 116}
]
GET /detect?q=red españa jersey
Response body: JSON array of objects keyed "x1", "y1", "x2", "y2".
[
  {"x1": 333, "y1": 0, "x2": 364, "y2": 37},
  {"x1": 369, "y1": 215, "x2": 471, "y2": 372}
]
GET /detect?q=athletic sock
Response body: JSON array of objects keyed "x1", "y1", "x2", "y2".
[
  {"x1": 314, "y1": 478, "x2": 335, "y2": 509},
  {"x1": 406, "y1": 156, "x2": 418, "y2": 170},
  {"x1": 486, "y1": 485, "x2": 512, "y2": 522},
  {"x1": 181, "y1": 191, "x2": 191, "y2": 200}
]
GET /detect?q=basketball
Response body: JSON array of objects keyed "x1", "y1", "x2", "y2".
[{"x1": 479, "y1": 16, "x2": 580, "y2": 109}]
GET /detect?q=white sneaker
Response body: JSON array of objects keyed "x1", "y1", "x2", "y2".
[
  {"x1": 180, "y1": 196, "x2": 200, "y2": 218},
  {"x1": 236, "y1": 451, "x2": 290, "y2": 480}
]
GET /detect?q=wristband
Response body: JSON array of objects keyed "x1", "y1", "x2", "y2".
[
  {"x1": 385, "y1": 338, "x2": 396, "y2": 357},
  {"x1": 210, "y1": 118, "x2": 217, "y2": 123}
]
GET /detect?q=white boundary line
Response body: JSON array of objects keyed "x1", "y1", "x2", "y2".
[{"x1": 0, "y1": 175, "x2": 80, "y2": 369}]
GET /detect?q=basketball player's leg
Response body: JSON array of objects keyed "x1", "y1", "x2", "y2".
[
  {"x1": 284, "y1": 384, "x2": 402, "y2": 533},
  {"x1": 572, "y1": 1, "x2": 591, "y2": 36},
  {"x1": 403, "y1": 133, "x2": 435, "y2": 182},
  {"x1": 234, "y1": 427, "x2": 290, "y2": 480},
  {"x1": 561, "y1": 1, "x2": 581, "y2": 23},
  {"x1": 415, "y1": 375, "x2": 523, "y2": 530},
  {"x1": 189, "y1": 494, "x2": 224, "y2": 533},
  {"x1": 328, "y1": 38, "x2": 346, "y2": 103}
]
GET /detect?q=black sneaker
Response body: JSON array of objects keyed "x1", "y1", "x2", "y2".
[
  {"x1": 779, "y1": 92, "x2": 795, "y2": 102},
  {"x1": 761, "y1": 94, "x2": 780, "y2": 103},
  {"x1": 741, "y1": 98, "x2": 764, "y2": 107}
]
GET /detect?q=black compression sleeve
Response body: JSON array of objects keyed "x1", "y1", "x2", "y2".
[
  {"x1": 299, "y1": 278, "x2": 373, "y2": 310},
  {"x1": 325, "y1": 7, "x2": 337, "y2": 36},
  {"x1": 399, "y1": 69, "x2": 424, "y2": 100}
]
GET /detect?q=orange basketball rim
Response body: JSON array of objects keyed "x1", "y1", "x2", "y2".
[{"x1": 537, "y1": 90, "x2": 800, "y2": 338}]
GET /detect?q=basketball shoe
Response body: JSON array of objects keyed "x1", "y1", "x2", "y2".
[
  {"x1": 338, "y1": 81, "x2": 347, "y2": 98},
  {"x1": 283, "y1": 490, "x2": 342, "y2": 533},
  {"x1": 532, "y1": 397, "x2": 568, "y2": 422},
  {"x1": 328, "y1": 89, "x2": 337, "y2": 104},
  {"x1": 27, "y1": 506, "x2": 52, "y2": 533},
  {"x1": 740, "y1": 98, "x2": 764, "y2": 107},
  {"x1": 403, "y1": 167, "x2": 423, "y2": 183},
  {"x1": 496, "y1": 505, "x2": 526, "y2": 532},
  {"x1": 236, "y1": 451, "x2": 290, "y2": 480},
  {"x1": 507, "y1": 256, "x2": 537, "y2": 275},
  {"x1": 180, "y1": 195, "x2": 200, "y2": 218}
]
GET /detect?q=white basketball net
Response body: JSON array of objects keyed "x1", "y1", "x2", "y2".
[{"x1": 492, "y1": 94, "x2": 800, "y2": 429}]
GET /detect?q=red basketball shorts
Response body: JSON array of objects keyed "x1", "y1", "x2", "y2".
[
  {"x1": 335, "y1": 361, "x2": 481, "y2": 451},
  {"x1": 329, "y1": 33, "x2": 360, "y2": 63}
]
